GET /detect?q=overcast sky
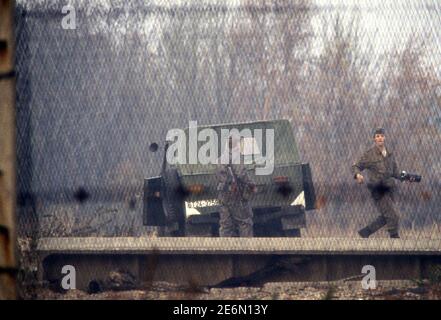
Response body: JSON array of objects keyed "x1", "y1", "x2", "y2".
[{"x1": 313, "y1": 0, "x2": 440, "y2": 55}]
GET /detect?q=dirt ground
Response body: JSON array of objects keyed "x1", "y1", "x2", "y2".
[{"x1": 31, "y1": 280, "x2": 441, "y2": 300}]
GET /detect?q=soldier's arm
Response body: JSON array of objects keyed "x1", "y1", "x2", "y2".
[
  {"x1": 352, "y1": 150, "x2": 370, "y2": 179},
  {"x1": 216, "y1": 165, "x2": 229, "y2": 191}
]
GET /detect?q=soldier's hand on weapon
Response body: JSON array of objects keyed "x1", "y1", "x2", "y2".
[{"x1": 355, "y1": 174, "x2": 364, "y2": 184}]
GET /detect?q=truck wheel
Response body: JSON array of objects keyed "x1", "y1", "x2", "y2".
[{"x1": 161, "y1": 168, "x2": 186, "y2": 236}]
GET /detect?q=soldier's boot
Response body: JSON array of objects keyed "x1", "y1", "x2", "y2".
[
  {"x1": 360, "y1": 216, "x2": 387, "y2": 238},
  {"x1": 358, "y1": 226, "x2": 373, "y2": 238}
]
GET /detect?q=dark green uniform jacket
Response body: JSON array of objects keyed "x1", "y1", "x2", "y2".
[
  {"x1": 216, "y1": 163, "x2": 255, "y2": 203},
  {"x1": 352, "y1": 146, "x2": 401, "y2": 189}
]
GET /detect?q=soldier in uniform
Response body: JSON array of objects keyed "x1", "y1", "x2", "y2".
[
  {"x1": 352, "y1": 128, "x2": 407, "y2": 238},
  {"x1": 216, "y1": 136, "x2": 257, "y2": 237}
]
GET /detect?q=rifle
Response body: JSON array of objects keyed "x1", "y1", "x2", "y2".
[
  {"x1": 225, "y1": 165, "x2": 256, "y2": 200},
  {"x1": 227, "y1": 165, "x2": 242, "y2": 195},
  {"x1": 399, "y1": 171, "x2": 422, "y2": 182}
]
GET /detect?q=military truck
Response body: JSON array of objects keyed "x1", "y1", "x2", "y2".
[{"x1": 143, "y1": 119, "x2": 316, "y2": 237}]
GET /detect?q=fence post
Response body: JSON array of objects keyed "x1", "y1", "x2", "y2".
[{"x1": 0, "y1": 0, "x2": 17, "y2": 300}]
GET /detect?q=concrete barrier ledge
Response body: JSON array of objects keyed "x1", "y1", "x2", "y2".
[{"x1": 37, "y1": 237, "x2": 441, "y2": 256}]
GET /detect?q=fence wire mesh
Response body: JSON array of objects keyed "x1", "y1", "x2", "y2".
[{"x1": 11, "y1": 0, "x2": 441, "y2": 297}]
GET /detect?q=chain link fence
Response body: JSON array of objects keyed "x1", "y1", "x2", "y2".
[{"x1": 14, "y1": 1, "x2": 441, "y2": 244}]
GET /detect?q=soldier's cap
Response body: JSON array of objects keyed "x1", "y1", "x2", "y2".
[{"x1": 373, "y1": 127, "x2": 385, "y2": 137}]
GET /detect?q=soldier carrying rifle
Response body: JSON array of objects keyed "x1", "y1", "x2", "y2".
[
  {"x1": 216, "y1": 136, "x2": 257, "y2": 237},
  {"x1": 352, "y1": 128, "x2": 421, "y2": 239}
]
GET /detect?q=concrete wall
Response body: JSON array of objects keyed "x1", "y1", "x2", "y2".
[{"x1": 41, "y1": 253, "x2": 441, "y2": 291}]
